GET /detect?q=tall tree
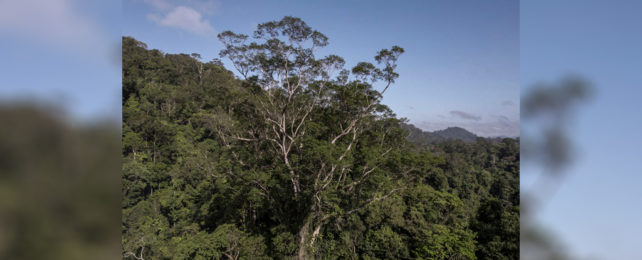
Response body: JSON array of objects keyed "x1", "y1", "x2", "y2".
[
  {"x1": 216, "y1": 16, "x2": 407, "y2": 258},
  {"x1": 121, "y1": 18, "x2": 520, "y2": 259}
]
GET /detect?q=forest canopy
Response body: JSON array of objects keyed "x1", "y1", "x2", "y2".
[{"x1": 122, "y1": 16, "x2": 519, "y2": 259}]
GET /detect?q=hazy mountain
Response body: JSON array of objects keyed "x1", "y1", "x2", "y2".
[{"x1": 402, "y1": 123, "x2": 479, "y2": 144}]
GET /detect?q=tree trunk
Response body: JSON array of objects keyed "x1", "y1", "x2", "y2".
[
  {"x1": 297, "y1": 214, "x2": 324, "y2": 260},
  {"x1": 297, "y1": 220, "x2": 310, "y2": 260}
]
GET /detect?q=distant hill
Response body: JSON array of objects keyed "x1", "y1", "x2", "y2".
[{"x1": 402, "y1": 123, "x2": 479, "y2": 144}]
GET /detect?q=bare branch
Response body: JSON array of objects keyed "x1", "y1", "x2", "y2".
[{"x1": 345, "y1": 186, "x2": 404, "y2": 216}]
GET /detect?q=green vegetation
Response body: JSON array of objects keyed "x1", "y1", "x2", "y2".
[
  {"x1": 122, "y1": 17, "x2": 519, "y2": 259},
  {"x1": 0, "y1": 104, "x2": 121, "y2": 259},
  {"x1": 403, "y1": 123, "x2": 480, "y2": 144}
]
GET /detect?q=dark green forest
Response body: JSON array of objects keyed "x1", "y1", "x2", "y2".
[
  {"x1": 0, "y1": 105, "x2": 120, "y2": 259},
  {"x1": 122, "y1": 17, "x2": 519, "y2": 259}
]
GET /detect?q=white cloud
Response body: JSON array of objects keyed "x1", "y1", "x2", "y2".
[
  {"x1": 142, "y1": 0, "x2": 172, "y2": 11},
  {"x1": 139, "y1": 0, "x2": 219, "y2": 14},
  {"x1": 148, "y1": 6, "x2": 216, "y2": 36},
  {"x1": 184, "y1": 0, "x2": 220, "y2": 15},
  {"x1": 0, "y1": 0, "x2": 109, "y2": 54}
]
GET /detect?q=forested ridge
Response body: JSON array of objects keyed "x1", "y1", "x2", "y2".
[
  {"x1": 122, "y1": 17, "x2": 518, "y2": 259},
  {"x1": 402, "y1": 123, "x2": 480, "y2": 144}
]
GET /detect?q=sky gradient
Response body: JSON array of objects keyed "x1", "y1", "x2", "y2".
[
  {"x1": 123, "y1": 0, "x2": 519, "y2": 137},
  {"x1": 521, "y1": 0, "x2": 642, "y2": 258},
  {"x1": 3, "y1": 1, "x2": 642, "y2": 258},
  {"x1": 0, "y1": 0, "x2": 122, "y2": 121}
]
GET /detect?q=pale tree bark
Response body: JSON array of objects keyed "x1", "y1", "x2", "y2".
[
  {"x1": 124, "y1": 241, "x2": 145, "y2": 260},
  {"x1": 217, "y1": 17, "x2": 405, "y2": 259}
]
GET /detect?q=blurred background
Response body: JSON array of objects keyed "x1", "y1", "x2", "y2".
[
  {"x1": 521, "y1": 0, "x2": 642, "y2": 259},
  {"x1": 1, "y1": 0, "x2": 641, "y2": 259},
  {"x1": 0, "y1": 0, "x2": 122, "y2": 259}
]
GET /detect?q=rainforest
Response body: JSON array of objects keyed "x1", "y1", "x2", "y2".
[{"x1": 121, "y1": 17, "x2": 519, "y2": 260}]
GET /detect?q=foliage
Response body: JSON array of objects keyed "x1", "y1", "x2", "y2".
[
  {"x1": 122, "y1": 16, "x2": 519, "y2": 259},
  {"x1": 403, "y1": 123, "x2": 479, "y2": 144},
  {"x1": 0, "y1": 105, "x2": 121, "y2": 259}
]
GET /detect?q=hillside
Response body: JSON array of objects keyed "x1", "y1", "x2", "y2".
[
  {"x1": 121, "y1": 18, "x2": 519, "y2": 260},
  {"x1": 403, "y1": 123, "x2": 479, "y2": 145}
]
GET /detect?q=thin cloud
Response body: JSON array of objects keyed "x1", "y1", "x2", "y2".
[
  {"x1": 148, "y1": 6, "x2": 216, "y2": 36},
  {"x1": 0, "y1": 0, "x2": 109, "y2": 55},
  {"x1": 141, "y1": 0, "x2": 219, "y2": 14},
  {"x1": 450, "y1": 110, "x2": 481, "y2": 121},
  {"x1": 187, "y1": 0, "x2": 221, "y2": 16},
  {"x1": 142, "y1": 0, "x2": 173, "y2": 11},
  {"x1": 502, "y1": 100, "x2": 515, "y2": 107},
  {"x1": 415, "y1": 117, "x2": 519, "y2": 138}
]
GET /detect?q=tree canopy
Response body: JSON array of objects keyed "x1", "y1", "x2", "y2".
[{"x1": 122, "y1": 16, "x2": 519, "y2": 259}]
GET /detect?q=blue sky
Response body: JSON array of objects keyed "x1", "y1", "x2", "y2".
[
  {"x1": 123, "y1": 0, "x2": 519, "y2": 137},
  {"x1": 5, "y1": 0, "x2": 641, "y2": 258},
  {"x1": 0, "y1": 0, "x2": 122, "y2": 121},
  {"x1": 521, "y1": 0, "x2": 642, "y2": 258}
]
